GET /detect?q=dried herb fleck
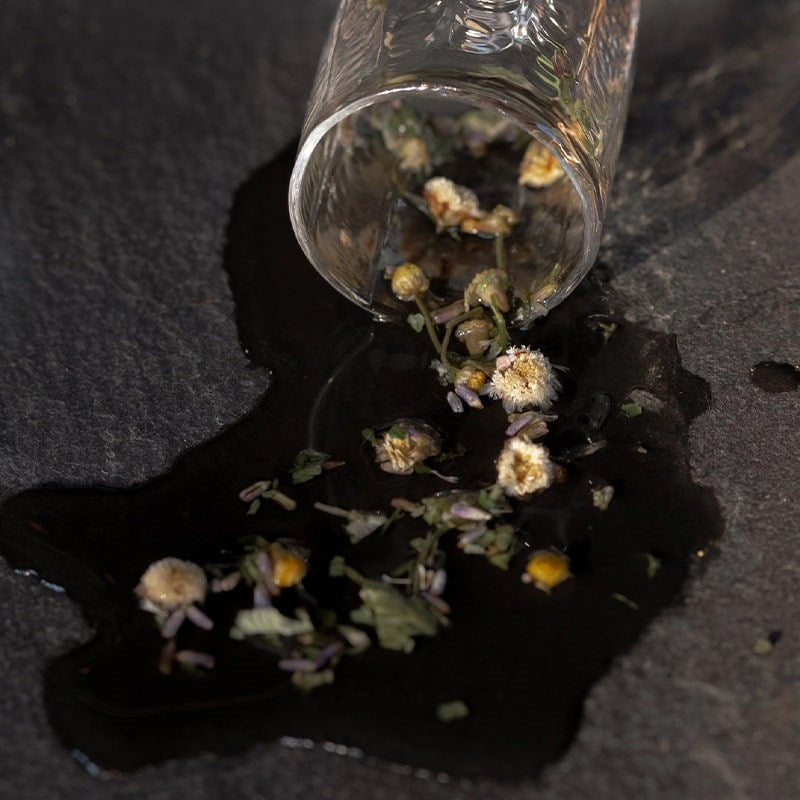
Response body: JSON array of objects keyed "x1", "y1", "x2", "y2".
[
  {"x1": 436, "y1": 700, "x2": 470, "y2": 722},
  {"x1": 291, "y1": 449, "x2": 333, "y2": 484}
]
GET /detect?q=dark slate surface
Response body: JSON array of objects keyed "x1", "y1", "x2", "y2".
[{"x1": 1, "y1": 0, "x2": 798, "y2": 797}]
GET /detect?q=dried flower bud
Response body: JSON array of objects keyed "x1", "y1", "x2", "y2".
[
  {"x1": 135, "y1": 558, "x2": 207, "y2": 613},
  {"x1": 496, "y1": 437, "x2": 554, "y2": 497},
  {"x1": 454, "y1": 318, "x2": 492, "y2": 356},
  {"x1": 523, "y1": 549, "x2": 571, "y2": 592},
  {"x1": 271, "y1": 550, "x2": 308, "y2": 589},
  {"x1": 423, "y1": 177, "x2": 481, "y2": 232},
  {"x1": 519, "y1": 140, "x2": 565, "y2": 188},
  {"x1": 460, "y1": 205, "x2": 519, "y2": 237},
  {"x1": 390, "y1": 262, "x2": 430, "y2": 301},
  {"x1": 396, "y1": 136, "x2": 431, "y2": 174},
  {"x1": 463, "y1": 269, "x2": 510, "y2": 313},
  {"x1": 374, "y1": 420, "x2": 441, "y2": 475},
  {"x1": 455, "y1": 367, "x2": 488, "y2": 392}
]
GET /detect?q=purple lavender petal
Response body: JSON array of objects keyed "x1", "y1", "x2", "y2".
[
  {"x1": 174, "y1": 650, "x2": 216, "y2": 669},
  {"x1": 239, "y1": 480, "x2": 270, "y2": 503},
  {"x1": 430, "y1": 569, "x2": 447, "y2": 597},
  {"x1": 454, "y1": 382, "x2": 483, "y2": 409},
  {"x1": 278, "y1": 658, "x2": 318, "y2": 673},
  {"x1": 314, "y1": 642, "x2": 344, "y2": 668},
  {"x1": 253, "y1": 584, "x2": 272, "y2": 608},
  {"x1": 211, "y1": 571, "x2": 242, "y2": 593},
  {"x1": 447, "y1": 391, "x2": 464, "y2": 414},
  {"x1": 506, "y1": 412, "x2": 537, "y2": 437},
  {"x1": 256, "y1": 551, "x2": 273, "y2": 581},
  {"x1": 431, "y1": 300, "x2": 464, "y2": 325},
  {"x1": 185, "y1": 604, "x2": 214, "y2": 630},
  {"x1": 457, "y1": 525, "x2": 487, "y2": 547},
  {"x1": 450, "y1": 503, "x2": 492, "y2": 521},
  {"x1": 161, "y1": 607, "x2": 186, "y2": 639}
]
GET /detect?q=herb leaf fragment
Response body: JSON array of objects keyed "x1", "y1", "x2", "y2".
[
  {"x1": 291, "y1": 449, "x2": 333, "y2": 484},
  {"x1": 436, "y1": 700, "x2": 470, "y2": 722}
]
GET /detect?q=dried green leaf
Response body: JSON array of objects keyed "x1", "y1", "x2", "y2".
[
  {"x1": 620, "y1": 402, "x2": 643, "y2": 418},
  {"x1": 645, "y1": 553, "x2": 661, "y2": 578},
  {"x1": 314, "y1": 502, "x2": 388, "y2": 544},
  {"x1": 612, "y1": 593, "x2": 639, "y2": 611},
  {"x1": 231, "y1": 607, "x2": 314, "y2": 639},
  {"x1": 488, "y1": 552, "x2": 512, "y2": 570},
  {"x1": 436, "y1": 700, "x2": 470, "y2": 722},
  {"x1": 329, "y1": 555, "x2": 346, "y2": 577},
  {"x1": 361, "y1": 428, "x2": 377, "y2": 446},
  {"x1": 344, "y1": 512, "x2": 388, "y2": 544},
  {"x1": 246, "y1": 498, "x2": 261, "y2": 516},
  {"x1": 407, "y1": 313, "x2": 425, "y2": 333},
  {"x1": 355, "y1": 582, "x2": 440, "y2": 653},
  {"x1": 591, "y1": 485, "x2": 615, "y2": 511},
  {"x1": 291, "y1": 449, "x2": 332, "y2": 484},
  {"x1": 388, "y1": 425, "x2": 409, "y2": 439}
]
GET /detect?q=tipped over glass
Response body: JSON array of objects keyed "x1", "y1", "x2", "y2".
[{"x1": 289, "y1": 0, "x2": 640, "y2": 325}]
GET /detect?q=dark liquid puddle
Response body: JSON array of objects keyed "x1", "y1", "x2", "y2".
[
  {"x1": 751, "y1": 361, "x2": 800, "y2": 393},
  {"x1": 0, "y1": 145, "x2": 721, "y2": 782}
]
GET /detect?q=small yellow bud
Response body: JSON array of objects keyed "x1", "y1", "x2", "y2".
[
  {"x1": 272, "y1": 552, "x2": 307, "y2": 589},
  {"x1": 524, "y1": 550, "x2": 571, "y2": 592},
  {"x1": 390, "y1": 262, "x2": 430, "y2": 301},
  {"x1": 455, "y1": 367, "x2": 487, "y2": 392}
]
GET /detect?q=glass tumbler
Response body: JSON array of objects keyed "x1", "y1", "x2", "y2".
[{"x1": 289, "y1": 0, "x2": 640, "y2": 324}]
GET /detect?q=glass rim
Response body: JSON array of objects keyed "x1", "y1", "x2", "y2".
[{"x1": 289, "y1": 80, "x2": 603, "y2": 322}]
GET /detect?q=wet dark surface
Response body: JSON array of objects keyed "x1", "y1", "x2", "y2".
[
  {"x1": 750, "y1": 361, "x2": 800, "y2": 393},
  {"x1": 0, "y1": 148, "x2": 720, "y2": 779},
  {"x1": 2, "y1": 1, "x2": 799, "y2": 798}
]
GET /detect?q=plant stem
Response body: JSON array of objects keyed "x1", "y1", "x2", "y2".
[
  {"x1": 415, "y1": 295, "x2": 442, "y2": 352},
  {"x1": 494, "y1": 234, "x2": 506, "y2": 271},
  {"x1": 490, "y1": 297, "x2": 509, "y2": 353}
]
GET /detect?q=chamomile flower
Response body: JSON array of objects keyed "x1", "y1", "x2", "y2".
[
  {"x1": 374, "y1": 421, "x2": 441, "y2": 475},
  {"x1": 136, "y1": 558, "x2": 207, "y2": 613},
  {"x1": 495, "y1": 437, "x2": 554, "y2": 497},
  {"x1": 518, "y1": 140, "x2": 565, "y2": 188},
  {"x1": 135, "y1": 557, "x2": 213, "y2": 637},
  {"x1": 488, "y1": 345, "x2": 559, "y2": 412},
  {"x1": 423, "y1": 177, "x2": 481, "y2": 232}
]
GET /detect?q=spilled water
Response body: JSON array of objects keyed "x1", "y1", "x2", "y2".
[
  {"x1": 750, "y1": 361, "x2": 800, "y2": 394},
  {"x1": 0, "y1": 145, "x2": 721, "y2": 781}
]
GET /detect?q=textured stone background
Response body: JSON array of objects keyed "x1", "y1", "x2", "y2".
[{"x1": 1, "y1": 0, "x2": 799, "y2": 797}]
